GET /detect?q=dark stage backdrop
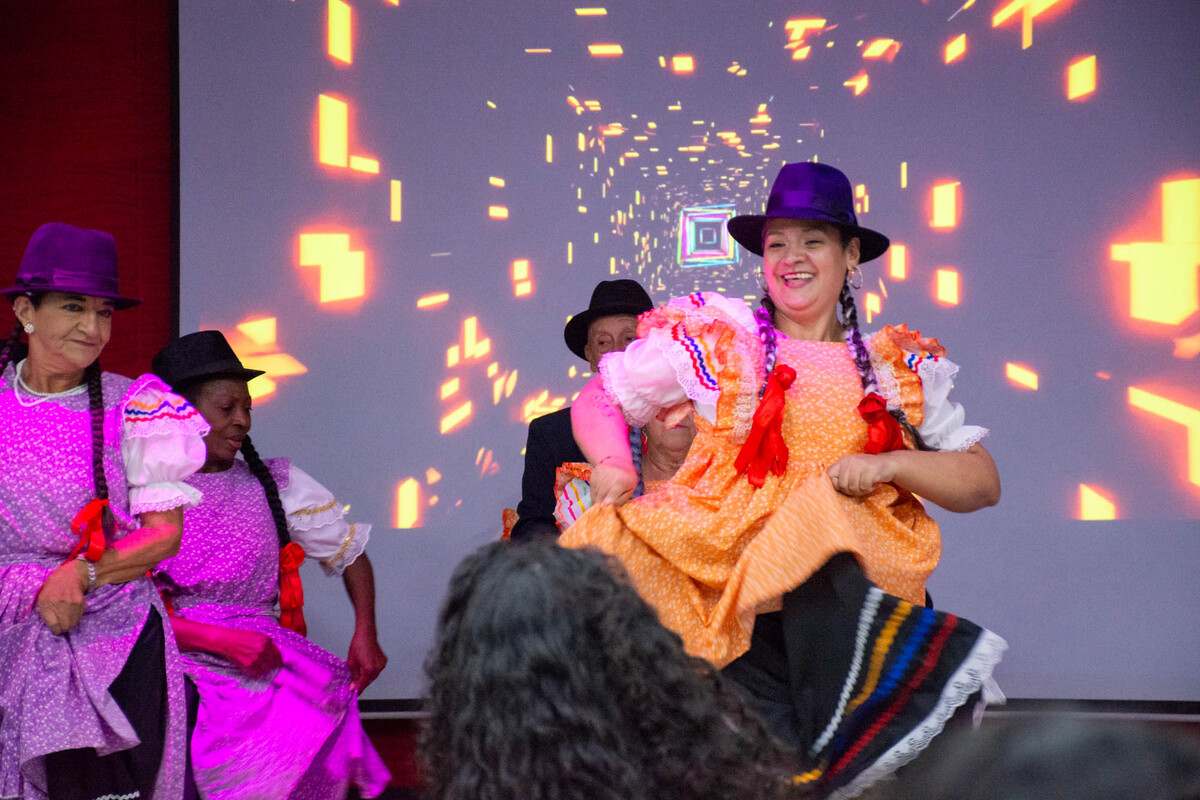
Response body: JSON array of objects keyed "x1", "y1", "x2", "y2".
[
  {"x1": 178, "y1": 0, "x2": 1200, "y2": 702},
  {"x1": 0, "y1": 0, "x2": 177, "y2": 375}
]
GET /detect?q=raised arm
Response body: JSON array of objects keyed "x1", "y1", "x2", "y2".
[{"x1": 571, "y1": 376, "x2": 637, "y2": 506}]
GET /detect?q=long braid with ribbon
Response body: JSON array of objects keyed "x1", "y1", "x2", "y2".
[
  {"x1": 241, "y1": 435, "x2": 307, "y2": 635},
  {"x1": 628, "y1": 425, "x2": 645, "y2": 499},
  {"x1": 839, "y1": 281, "x2": 933, "y2": 451}
]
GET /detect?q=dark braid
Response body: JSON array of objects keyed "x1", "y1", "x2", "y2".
[
  {"x1": 0, "y1": 320, "x2": 23, "y2": 376},
  {"x1": 85, "y1": 360, "x2": 116, "y2": 536},
  {"x1": 628, "y1": 426, "x2": 645, "y2": 499},
  {"x1": 839, "y1": 282, "x2": 934, "y2": 451},
  {"x1": 240, "y1": 435, "x2": 292, "y2": 548}
]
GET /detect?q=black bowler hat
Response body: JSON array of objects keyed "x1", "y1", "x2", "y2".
[
  {"x1": 727, "y1": 162, "x2": 889, "y2": 262},
  {"x1": 564, "y1": 279, "x2": 654, "y2": 360},
  {"x1": 151, "y1": 331, "x2": 265, "y2": 390}
]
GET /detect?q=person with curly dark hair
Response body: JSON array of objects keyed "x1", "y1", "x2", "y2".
[{"x1": 422, "y1": 539, "x2": 799, "y2": 800}]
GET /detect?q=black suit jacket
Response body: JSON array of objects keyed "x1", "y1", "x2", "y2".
[{"x1": 510, "y1": 407, "x2": 585, "y2": 541}]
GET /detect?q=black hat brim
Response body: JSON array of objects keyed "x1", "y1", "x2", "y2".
[
  {"x1": 564, "y1": 303, "x2": 650, "y2": 361},
  {"x1": 728, "y1": 213, "x2": 889, "y2": 263}
]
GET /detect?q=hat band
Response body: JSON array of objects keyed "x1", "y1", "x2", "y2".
[{"x1": 17, "y1": 268, "x2": 120, "y2": 294}]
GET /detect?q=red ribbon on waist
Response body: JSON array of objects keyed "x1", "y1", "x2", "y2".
[
  {"x1": 858, "y1": 392, "x2": 906, "y2": 454},
  {"x1": 67, "y1": 498, "x2": 110, "y2": 563},
  {"x1": 278, "y1": 541, "x2": 307, "y2": 637},
  {"x1": 734, "y1": 364, "x2": 797, "y2": 489}
]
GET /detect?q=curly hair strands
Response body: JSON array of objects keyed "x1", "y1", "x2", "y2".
[{"x1": 421, "y1": 541, "x2": 795, "y2": 800}]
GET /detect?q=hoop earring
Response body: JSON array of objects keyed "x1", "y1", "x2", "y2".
[{"x1": 847, "y1": 266, "x2": 864, "y2": 290}]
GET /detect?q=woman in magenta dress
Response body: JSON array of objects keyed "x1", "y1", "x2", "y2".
[
  {"x1": 151, "y1": 331, "x2": 390, "y2": 799},
  {"x1": 0, "y1": 223, "x2": 209, "y2": 799}
]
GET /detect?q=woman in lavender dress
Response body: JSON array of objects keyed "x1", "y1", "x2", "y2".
[
  {"x1": 150, "y1": 331, "x2": 390, "y2": 800},
  {"x1": 0, "y1": 223, "x2": 209, "y2": 800}
]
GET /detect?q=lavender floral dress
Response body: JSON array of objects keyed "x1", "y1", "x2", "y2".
[
  {"x1": 0, "y1": 365, "x2": 208, "y2": 800},
  {"x1": 154, "y1": 458, "x2": 389, "y2": 799}
]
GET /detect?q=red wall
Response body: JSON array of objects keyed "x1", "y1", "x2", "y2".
[{"x1": 0, "y1": 0, "x2": 176, "y2": 378}]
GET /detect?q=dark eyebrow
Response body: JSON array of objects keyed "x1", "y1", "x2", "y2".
[{"x1": 61, "y1": 294, "x2": 87, "y2": 302}]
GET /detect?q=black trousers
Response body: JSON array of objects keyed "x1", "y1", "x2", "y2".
[{"x1": 46, "y1": 608, "x2": 168, "y2": 800}]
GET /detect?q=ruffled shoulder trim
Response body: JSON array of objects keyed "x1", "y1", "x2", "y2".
[
  {"x1": 121, "y1": 374, "x2": 210, "y2": 439},
  {"x1": 283, "y1": 464, "x2": 346, "y2": 532},
  {"x1": 867, "y1": 325, "x2": 948, "y2": 429},
  {"x1": 644, "y1": 291, "x2": 758, "y2": 336}
]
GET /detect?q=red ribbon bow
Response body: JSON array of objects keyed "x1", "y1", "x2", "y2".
[
  {"x1": 857, "y1": 392, "x2": 906, "y2": 454},
  {"x1": 67, "y1": 498, "x2": 110, "y2": 563},
  {"x1": 735, "y1": 364, "x2": 797, "y2": 488},
  {"x1": 278, "y1": 541, "x2": 308, "y2": 637}
]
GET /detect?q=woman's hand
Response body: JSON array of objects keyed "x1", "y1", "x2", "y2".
[
  {"x1": 827, "y1": 453, "x2": 897, "y2": 497},
  {"x1": 36, "y1": 561, "x2": 87, "y2": 634},
  {"x1": 347, "y1": 626, "x2": 388, "y2": 693},
  {"x1": 590, "y1": 461, "x2": 639, "y2": 506},
  {"x1": 221, "y1": 628, "x2": 283, "y2": 677}
]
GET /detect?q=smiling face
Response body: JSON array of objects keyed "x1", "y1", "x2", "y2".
[
  {"x1": 762, "y1": 219, "x2": 860, "y2": 339},
  {"x1": 187, "y1": 377, "x2": 253, "y2": 471},
  {"x1": 13, "y1": 292, "x2": 113, "y2": 375},
  {"x1": 583, "y1": 314, "x2": 638, "y2": 372}
]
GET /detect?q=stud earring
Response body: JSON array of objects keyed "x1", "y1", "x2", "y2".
[{"x1": 22, "y1": 322, "x2": 34, "y2": 335}]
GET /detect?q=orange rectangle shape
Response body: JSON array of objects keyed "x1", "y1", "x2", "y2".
[
  {"x1": 349, "y1": 155, "x2": 379, "y2": 174},
  {"x1": 671, "y1": 54, "x2": 695, "y2": 74},
  {"x1": 889, "y1": 244, "x2": 907, "y2": 280},
  {"x1": 935, "y1": 268, "x2": 960, "y2": 305},
  {"x1": 930, "y1": 181, "x2": 960, "y2": 228},
  {"x1": 416, "y1": 292, "x2": 449, "y2": 309},
  {"x1": 944, "y1": 33, "x2": 967, "y2": 64},
  {"x1": 575, "y1": 7, "x2": 607, "y2": 15},
  {"x1": 1067, "y1": 54, "x2": 1096, "y2": 100},
  {"x1": 439, "y1": 401, "x2": 473, "y2": 434},
  {"x1": 1077, "y1": 484, "x2": 1116, "y2": 521},
  {"x1": 390, "y1": 179, "x2": 402, "y2": 222},
  {"x1": 317, "y1": 95, "x2": 348, "y2": 167},
  {"x1": 1005, "y1": 362, "x2": 1039, "y2": 390},
  {"x1": 327, "y1": 0, "x2": 352, "y2": 64},
  {"x1": 587, "y1": 43, "x2": 623, "y2": 57},
  {"x1": 488, "y1": 205, "x2": 509, "y2": 219},
  {"x1": 394, "y1": 478, "x2": 423, "y2": 528}
]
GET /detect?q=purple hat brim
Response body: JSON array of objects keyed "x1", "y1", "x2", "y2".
[
  {"x1": 727, "y1": 212, "x2": 889, "y2": 264},
  {"x1": 2, "y1": 282, "x2": 140, "y2": 309}
]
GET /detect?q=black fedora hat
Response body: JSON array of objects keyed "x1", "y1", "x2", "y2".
[
  {"x1": 564, "y1": 279, "x2": 654, "y2": 360},
  {"x1": 152, "y1": 330, "x2": 264, "y2": 390},
  {"x1": 727, "y1": 162, "x2": 889, "y2": 263}
]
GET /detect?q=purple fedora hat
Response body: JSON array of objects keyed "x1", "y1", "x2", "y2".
[
  {"x1": 727, "y1": 162, "x2": 889, "y2": 263},
  {"x1": 2, "y1": 222, "x2": 140, "y2": 309}
]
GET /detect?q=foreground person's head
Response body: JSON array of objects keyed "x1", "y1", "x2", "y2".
[{"x1": 422, "y1": 540, "x2": 795, "y2": 800}]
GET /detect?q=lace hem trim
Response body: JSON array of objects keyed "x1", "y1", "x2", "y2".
[
  {"x1": 828, "y1": 629, "x2": 1009, "y2": 800},
  {"x1": 598, "y1": 354, "x2": 653, "y2": 428},
  {"x1": 287, "y1": 498, "x2": 345, "y2": 532},
  {"x1": 128, "y1": 482, "x2": 203, "y2": 515},
  {"x1": 940, "y1": 425, "x2": 990, "y2": 452}
]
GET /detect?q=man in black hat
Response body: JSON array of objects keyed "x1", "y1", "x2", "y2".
[{"x1": 509, "y1": 279, "x2": 654, "y2": 540}]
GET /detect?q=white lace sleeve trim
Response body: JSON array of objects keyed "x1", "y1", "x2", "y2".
[{"x1": 129, "y1": 482, "x2": 203, "y2": 515}]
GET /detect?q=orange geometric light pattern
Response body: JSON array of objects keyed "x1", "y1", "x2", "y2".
[
  {"x1": 784, "y1": 18, "x2": 826, "y2": 61},
  {"x1": 843, "y1": 71, "x2": 870, "y2": 97},
  {"x1": 862, "y1": 38, "x2": 901, "y2": 62},
  {"x1": 1005, "y1": 362, "x2": 1039, "y2": 391},
  {"x1": 326, "y1": 0, "x2": 352, "y2": 65},
  {"x1": 1127, "y1": 386, "x2": 1200, "y2": 487},
  {"x1": 1110, "y1": 178, "x2": 1200, "y2": 326},
  {"x1": 935, "y1": 268, "x2": 961, "y2": 306},
  {"x1": 889, "y1": 244, "x2": 908, "y2": 280},
  {"x1": 930, "y1": 181, "x2": 961, "y2": 229},
  {"x1": 944, "y1": 33, "x2": 967, "y2": 64},
  {"x1": 223, "y1": 316, "x2": 308, "y2": 401},
  {"x1": 1066, "y1": 54, "x2": 1097, "y2": 101},
  {"x1": 316, "y1": 94, "x2": 378, "y2": 174},
  {"x1": 1077, "y1": 484, "x2": 1117, "y2": 521},
  {"x1": 297, "y1": 231, "x2": 366, "y2": 303},
  {"x1": 511, "y1": 259, "x2": 534, "y2": 297},
  {"x1": 992, "y1": 0, "x2": 1071, "y2": 50},
  {"x1": 393, "y1": 478, "x2": 423, "y2": 529}
]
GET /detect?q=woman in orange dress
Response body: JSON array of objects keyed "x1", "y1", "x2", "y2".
[{"x1": 561, "y1": 162, "x2": 1005, "y2": 798}]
